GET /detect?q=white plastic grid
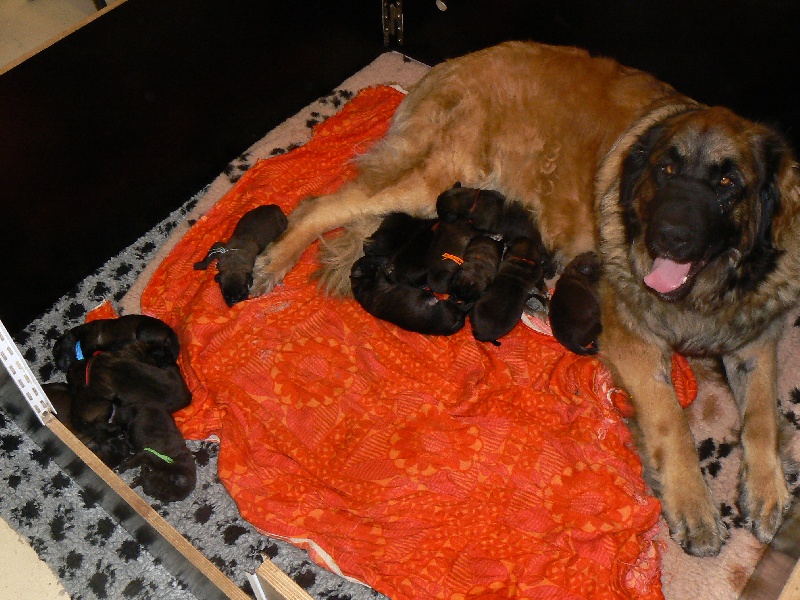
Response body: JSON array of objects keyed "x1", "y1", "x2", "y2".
[{"x1": 0, "y1": 318, "x2": 55, "y2": 425}]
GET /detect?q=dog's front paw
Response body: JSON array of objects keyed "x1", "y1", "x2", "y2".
[
  {"x1": 740, "y1": 462, "x2": 791, "y2": 544},
  {"x1": 250, "y1": 254, "x2": 282, "y2": 297},
  {"x1": 668, "y1": 508, "x2": 729, "y2": 557},
  {"x1": 664, "y1": 488, "x2": 729, "y2": 556}
]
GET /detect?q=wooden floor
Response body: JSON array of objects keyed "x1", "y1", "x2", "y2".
[{"x1": 0, "y1": 0, "x2": 122, "y2": 74}]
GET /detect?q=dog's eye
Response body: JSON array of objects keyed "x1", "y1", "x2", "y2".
[
  {"x1": 660, "y1": 163, "x2": 676, "y2": 177},
  {"x1": 718, "y1": 175, "x2": 735, "y2": 187}
]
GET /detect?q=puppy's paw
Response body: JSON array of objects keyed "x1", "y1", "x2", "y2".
[{"x1": 739, "y1": 463, "x2": 791, "y2": 544}]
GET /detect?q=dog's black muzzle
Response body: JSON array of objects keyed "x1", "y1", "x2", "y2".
[{"x1": 645, "y1": 179, "x2": 727, "y2": 263}]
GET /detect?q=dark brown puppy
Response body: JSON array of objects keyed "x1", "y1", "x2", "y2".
[
  {"x1": 364, "y1": 212, "x2": 424, "y2": 258},
  {"x1": 436, "y1": 183, "x2": 506, "y2": 224},
  {"x1": 436, "y1": 184, "x2": 556, "y2": 286},
  {"x1": 351, "y1": 255, "x2": 467, "y2": 335},
  {"x1": 54, "y1": 314, "x2": 179, "y2": 372},
  {"x1": 436, "y1": 183, "x2": 545, "y2": 244},
  {"x1": 65, "y1": 342, "x2": 195, "y2": 501},
  {"x1": 114, "y1": 404, "x2": 196, "y2": 503},
  {"x1": 470, "y1": 236, "x2": 547, "y2": 343},
  {"x1": 549, "y1": 251, "x2": 602, "y2": 355},
  {"x1": 426, "y1": 219, "x2": 478, "y2": 294},
  {"x1": 365, "y1": 213, "x2": 436, "y2": 286},
  {"x1": 450, "y1": 233, "x2": 504, "y2": 302},
  {"x1": 66, "y1": 341, "x2": 191, "y2": 414},
  {"x1": 194, "y1": 204, "x2": 288, "y2": 306},
  {"x1": 43, "y1": 382, "x2": 132, "y2": 468}
]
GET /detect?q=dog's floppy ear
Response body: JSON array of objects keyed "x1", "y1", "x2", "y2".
[
  {"x1": 733, "y1": 131, "x2": 788, "y2": 292},
  {"x1": 620, "y1": 123, "x2": 664, "y2": 207},
  {"x1": 618, "y1": 123, "x2": 665, "y2": 242},
  {"x1": 753, "y1": 132, "x2": 788, "y2": 251}
]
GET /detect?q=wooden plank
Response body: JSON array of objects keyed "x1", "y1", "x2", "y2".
[
  {"x1": 45, "y1": 415, "x2": 250, "y2": 599},
  {"x1": 255, "y1": 559, "x2": 314, "y2": 600},
  {"x1": 0, "y1": 371, "x2": 243, "y2": 600},
  {"x1": 1, "y1": 0, "x2": 127, "y2": 75},
  {"x1": 779, "y1": 559, "x2": 800, "y2": 600},
  {"x1": 740, "y1": 544, "x2": 798, "y2": 600}
]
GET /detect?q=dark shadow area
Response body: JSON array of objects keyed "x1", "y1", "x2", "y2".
[{"x1": 1, "y1": 0, "x2": 797, "y2": 333}]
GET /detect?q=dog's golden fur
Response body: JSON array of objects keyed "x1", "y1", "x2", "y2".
[{"x1": 251, "y1": 41, "x2": 800, "y2": 556}]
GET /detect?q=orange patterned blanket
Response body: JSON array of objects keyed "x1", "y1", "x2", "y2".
[{"x1": 140, "y1": 86, "x2": 665, "y2": 599}]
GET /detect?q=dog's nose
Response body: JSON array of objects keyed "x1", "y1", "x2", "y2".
[
  {"x1": 647, "y1": 180, "x2": 721, "y2": 262},
  {"x1": 651, "y1": 221, "x2": 693, "y2": 258}
]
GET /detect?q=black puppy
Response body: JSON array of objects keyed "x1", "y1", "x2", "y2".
[
  {"x1": 43, "y1": 382, "x2": 133, "y2": 469},
  {"x1": 66, "y1": 341, "x2": 192, "y2": 415},
  {"x1": 549, "y1": 251, "x2": 602, "y2": 355},
  {"x1": 426, "y1": 219, "x2": 478, "y2": 294},
  {"x1": 114, "y1": 404, "x2": 197, "y2": 503},
  {"x1": 364, "y1": 212, "x2": 426, "y2": 258},
  {"x1": 450, "y1": 233, "x2": 504, "y2": 302},
  {"x1": 436, "y1": 183, "x2": 542, "y2": 243},
  {"x1": 194, "y1": 204, "x2": 288, "y2": 306},
  {"x1": 470, "y1": 236, "x2": 547, "y2": 343},
  {"x1": 436, "y1": 183, "x2": 506, "y2": 226},
  {"x1": 65, "y1": 341, "x2": 195, "y2": 501},
  {"x1": 54, "y1": 314, "x2": 179, "y2": 372},
  {"x1": 351, "y1": 255, "x2": 467, "y2": 335},
  {"x1": 367, "y1": 213, "x2": 437, "y2": 286}
]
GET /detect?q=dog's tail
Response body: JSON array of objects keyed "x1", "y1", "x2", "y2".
[{"x1": 314, "y1": 215, "x2": 384, "y2": 297}]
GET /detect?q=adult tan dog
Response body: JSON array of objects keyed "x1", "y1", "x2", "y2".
[{"x1": 250, "y1": 41, "x2": 800, "y2": 556}]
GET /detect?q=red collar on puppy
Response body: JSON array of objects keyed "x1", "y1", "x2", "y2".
[{"x1": 84, "y1": 351, "x2": 104, "y2": 386}]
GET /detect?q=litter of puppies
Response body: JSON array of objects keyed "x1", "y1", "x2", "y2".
[
  {"x1": 38, "y1": 192, "x2": 601, "y2": 510},
  {"x1": 187, "y1": 196, "x2": 600, "y2": 351},
  {"x1": 350, "y1": 183, "x2": 561, "y2": 345},
  {"x1": 47, "y1": 315, "x2": 196, "y2": 503}
]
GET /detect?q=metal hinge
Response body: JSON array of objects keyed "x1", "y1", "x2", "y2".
[{"x1": 382, "y1": 0, "x2": 404, "y2": 47}]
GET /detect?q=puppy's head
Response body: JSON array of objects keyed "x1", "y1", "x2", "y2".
[
  {"x1": 216, "y1": 271, "x2": 253, "y2": 306},
  {"x1": 563, "y1": 251, "x2": 602, "y2": 283},
  {"x1": 436, "y1": 182, "x2": 479, "y2": 221},
  {"x1": 53, "y1": 331, "x2": 81, "y2": 371},
  {"x1": 364, "y1": 212, "x2": 425, "y2": 257},
  {"x1": 136, "y1": 461, "x2": 197, "y2": 503},
  {"x1": 214, "y1": 251, "x2": 260, "y2": 306},
  {"x1": 350, "y1": 254, "x2": 390, "y2": 295}
]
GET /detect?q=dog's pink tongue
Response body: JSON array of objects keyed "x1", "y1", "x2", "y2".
[{"x1": 644, "y1": 257, "x2": 691, "y2": 293}]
